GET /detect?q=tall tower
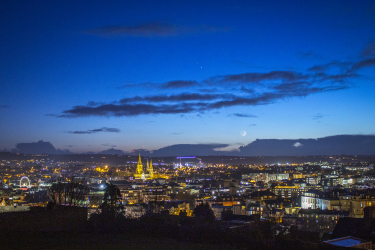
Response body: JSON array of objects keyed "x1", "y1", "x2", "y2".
[
  {"x1": 136, "y1": 154, "x2": 143, "y2": 175},
  {"x1": 148, "y1": 159, "x2": 154, "y2": 179}
]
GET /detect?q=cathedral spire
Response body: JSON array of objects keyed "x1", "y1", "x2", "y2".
[
  {"x1": 149, "y1": 159, "x2": 154, "y2": 179},
  {"x1": 136, "y1": 154, "x2": 143, "y2": 174}
]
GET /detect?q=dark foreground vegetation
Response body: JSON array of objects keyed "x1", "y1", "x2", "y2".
[{"x1": 0, "y1": 205, "x2": 355, "y2": 250}]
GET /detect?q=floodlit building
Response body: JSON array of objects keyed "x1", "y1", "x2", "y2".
[{"x1": 134, "y1": 154, "x2": 156, "y2": 180}]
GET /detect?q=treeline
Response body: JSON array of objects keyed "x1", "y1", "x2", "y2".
[{"x1": 88, "y1": 211, "x2": 336, "y2": 250}]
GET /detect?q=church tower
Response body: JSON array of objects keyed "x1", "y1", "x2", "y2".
[
  {"x1": 148, "y1": 159, "x2": 154, "y2": 179},
  {"x1": 136, "y1": 154, "x2": 143, "y2": 175}
]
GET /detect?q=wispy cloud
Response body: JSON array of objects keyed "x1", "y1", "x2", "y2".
[
  {"x1": 0, "y1": 105, "x2": 9, "y2": 109},
  {"x1": 362, "y1": 43, "x2": 375, "y2": 56},
  {"x1": 84, "y1": 22, "x2": 228, "y2": 37},
  {"x1": 59, "y1": 50, "x2": 375, "y2": 118},
  {"x1": 163, "y1": 80, "x2": 199, "y2": 89},
  {"x1": 117, "y1": 82, "x2": 159, "y2": 89},
  {"x1": 68, "y1": 127, "x2": 120, "y2": 134},
  {"x1": 313, "y1": 113, "x2": 324, "y2": 120},
  {"x1": 319, "y1": 73, "x2": 358, "y2": 82},
  {"x1": 296, "y1": 51, "x2": 323, "y2": 60},
  {"x1": 232, "y1": 113, "x2": 258, "y2": 118},
  {"x1": 60, "y1": 83, "x2": 346, "y2": 117},
  {"x1": 308, "y1": 61, "x2": 353, "y2": 72},
  {"x1": 240, "y1": 86, "x2": 255, "y2": 93},
  {"x1": 60, "y1": 81, "x2": 351, "y2": 118},
  {"x1": 118, "y1": 93, "x2": 235, "y2": 104},
  {"x1": 204, "y1": 71, "x2": 307, "y2": 85},
  {"x1": 350, "y1": 58, "x2": 375, "y2": 71},
  {"x1": 118, "y1": 80, "x2": 199, "y2": 89}
]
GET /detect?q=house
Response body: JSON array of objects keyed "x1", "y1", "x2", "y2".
[{"x1": 323, "y1": 236, "x2": 372, "y2": 249}]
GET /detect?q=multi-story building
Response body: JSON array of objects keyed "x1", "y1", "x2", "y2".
[
  {"x1": 271, "y1": 185, "x2": 305, "y2": 198},
  {"x1": 120, "y1": 188, "x2": 142, "y2": 204}
]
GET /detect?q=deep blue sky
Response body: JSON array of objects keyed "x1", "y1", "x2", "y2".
[{"x1": 1, "y1": 0, "x2": 375, "y2": 154}]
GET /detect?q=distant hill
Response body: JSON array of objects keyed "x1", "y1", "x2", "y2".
[
  {"x1": 134, "y1": 135, "x2": 375, "y2": 157},
  {"x1": 148, "y1": 144, "x2": 230, "y2": 157},
  {"x1": 238, "y1": 135, "x2": 375, "y2": 156},
  {"x1": 10, "y1": 135, "x2": 375, "y2": 156}
]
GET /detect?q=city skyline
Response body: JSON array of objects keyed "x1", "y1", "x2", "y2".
[{"x1": 1, "y1": 1, "x2": 375, "y2": 154}]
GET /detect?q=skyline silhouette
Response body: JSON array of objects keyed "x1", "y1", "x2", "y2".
[{"x1": 7, "y1": 134, "x2": 375, "y2": 156}]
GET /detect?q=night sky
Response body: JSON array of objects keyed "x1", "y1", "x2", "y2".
[{"x1": 1, "y1": 1, "x2": 375, "y2": 154}]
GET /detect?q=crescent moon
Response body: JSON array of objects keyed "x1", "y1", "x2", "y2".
[{"x1": 241, "y1": 131, "x2": 246, "y2": 136}]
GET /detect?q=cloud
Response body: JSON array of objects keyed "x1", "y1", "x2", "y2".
[
  {"x1": 85, "y1": 22, "x2": 228, "y2": 37},
  {"x1": 118, "y1": 93, "x2": 233, "y2": 103},
  {"x1": 313, "y1": 113, "x2": 324, "y2": 120},
  {"x1": 205, "y1": 71, "x2": 307, "y2": 84},
  {"x1": 61, "y1": 103, "x2": 197, "y2": 117},
  {"x1": 273, "y1": 81, "x2": 311, "y2": 92},
  {"x1": 308, "y1": 61, "x2": 353, "y2": 72},
  {"x1": 148, "y1": 143, "x2": 231, "y2": 157},
  {"x1": 99, "y1": 148, "x2": 126, "y2": 155},
  {"x1": 118, "y1": 82, "x2": 159, "y2": 89},
  {"x1": 60, "y1": 82, "x2": 349, "y2": 117},
  {"x1": 319, "y1": 73, "x2": 358, "y2": 82},
  {"x1": 232, "y1": 113, "x2": 258, "y2": 118},
  {"x1": 240, "y1": 86, "x2": 255, "y2": 93},
  {"x1": 87, "y1": 101, "x2": 106, "y2": 107},
  {"x1": 309, "y1": 58, "x2": 375, "y2": 74},
  {"x1": 350, "y1": 58, "x2": 375, "y2": 71},
  {"x1": 59, "y1": 56, "x2": 358, "y2": 119},
  {"x1": 199, "y1": 88, "x2": 219, "y2": 93},
  {"x1": 102, "y1": 143, "x2": 117, "y2": 147},
  {"x1": 68, "y1": 127, "x2": 120, "y2": 134},
  {"x1": 13, "y1": 140, "x2": 72, "y2": 154},
  {"x1": 296, "y1": 51, "x2": 323, "y2": 59},
  {"x1": 249, "y1": 124, "x2": 257, "y2": 126},
  {"x1": 118, "y1": 80, "x2": 199, "y2": 89},
  {"x1": 0, "y1": 105, "x2": 9, "y2": 109},
  {"x1": 362, "y1": 43, "x2": 375, "y2": 56},
  {"x1": 163, "y1": 80, "x2": 198, "y2": 89},
  {"x1": 206, "y1": 85, "x2": 348, "y2": 110},
  {"x1": 293, "y1": 142, "x2": 303, "y2": 147}
]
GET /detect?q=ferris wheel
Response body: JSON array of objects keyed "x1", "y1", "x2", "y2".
[{"x1": 20, "y1": 176, "x2": 31, "y2": 188}]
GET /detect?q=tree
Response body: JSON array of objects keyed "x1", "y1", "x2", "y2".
[
  {"x1": 193, "y1": 202, "x2": 215, "y2": 223},
  {"x1": 100, "y1": 182, "x2": 123, "y2": 217},
  {"x1": 48, "y1": 176, "x2": 89, "y2": 206}
]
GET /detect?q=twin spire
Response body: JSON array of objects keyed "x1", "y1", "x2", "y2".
[{"x1": 136, "y1": 154, "x2": 154, "y2": 178}]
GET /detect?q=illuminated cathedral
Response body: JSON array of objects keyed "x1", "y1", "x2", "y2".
[{"x1": 134, "y1": 154, "x2": 155, "y2": 180}]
